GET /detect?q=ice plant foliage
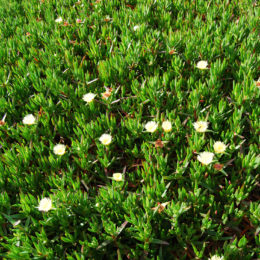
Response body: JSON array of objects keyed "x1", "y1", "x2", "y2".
[
  {"x1": 196, "y1": 60, "x2": 208, "y2": 69},
  {"x1": 22, "y1": 114, "x2": 36, "y2": 125},
  {"x1": 1, "y1": 0, "x2": 258, "y2": 258},
  {"x1": 38, "y1": 198, "x2": 52, "y2": 212},
  {"x1": 162, "y1": 120, "x2": 172, "y2": 132},
  {"x1": 197, "y1": 152, "x2": 214, "y2": 165},
  {"x1": 145, "y1": 121, "x2": 158, "y2": 133},
  {"x1": 214, "y1": 141, "x2": 227, "y2": 154},
  {"x1": 53, "y1": 144, "x2": 66, "y2": 155},
  {"x1": 99, "y1": 134, "x2": 112, "y2": 145},
  {"x1": 193, "y1": 121, "x2": 209, "y2": 132},
  {"x1": 82, "y1": 93, "x2": 96, "y2": 103}
]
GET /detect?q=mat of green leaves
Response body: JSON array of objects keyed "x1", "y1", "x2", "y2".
[{"x1": 0, "y1": 0, "x2": 259, "y2": 259}]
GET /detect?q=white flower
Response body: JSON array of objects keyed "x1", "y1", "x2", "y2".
[
  {"x1": 196, "y1": 60, "x2": 208, "y2": 70},
  {"x1": 13, "y1": 220, "x2": 21, "y2": 226},
  {"x1": 53, "y1": 144, "x2": 66, "y2": 155},
  {"x1": 145, "y1": 121, "x2": 158, "y2": 133},
  {"x1": 38, "y1": 198, "x2": 52, "y2": 212},
  {"x1": 193, "y1": 121, "x2": 209, "y2": 132},
  {"x1": 162, "y1": 120, "x2": 172, "y2": 132},
  {"x1": 99, "y1": 134, "x2": 112, "y2": 146},
  {"x1": 208, "y1": 255, "x2": 224, "y2": 260},
  {"x1": 82, "y1": 93, "x2": 96, "y2": 103},
  {"x1": 133, "y1": 25, "x2": 140, "y2": 31},
  {"x1": 255, "y1": 78, "x2": 260, "y2": 89},
  {"x1": 197, "y1": 152, "x2": 214, "y2": 165},
  {"x1": 55, "y1": 17, "x2": 63, "y2": 23},
  {"x1": 213, "y1": 141, "x2": 227, "y2": 154},
  {"x1": 112, "y1": 173, "x2": 123, "y2": 181},
  {"x1": 23, "y1": 114, "x2": 36, "y2": 125}
]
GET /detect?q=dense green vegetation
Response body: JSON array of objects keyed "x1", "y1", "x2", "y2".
[{"x1": 0, "y1": 0, "x2": 259, "y2": 259}]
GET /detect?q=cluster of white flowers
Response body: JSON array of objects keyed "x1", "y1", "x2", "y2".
[
  {"x1": 144, "y1": 120, "x2": 172, "y2": 133},
  {"x1": 193, "y1": 121, "x2": 227, "y2": 165},
  {"x1": 82, "y1": 88, "x2": 114, "y2": 104}
]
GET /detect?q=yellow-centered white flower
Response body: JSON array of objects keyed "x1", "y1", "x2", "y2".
[
  {"x1": 197, "y1": 152, "x2": 214, "y2": 165},
  {"x1": 55, "y1": 17, "x2": 63, "y2": 23},
  {"x1": 23, "y1": 114, "x2": 36, "y2": 125},
  {"x1": 162, "y1": 120, "x2": 172, "y2": 132},
  {"x1": 53, "y1": 144, "x2": 66, "y2": 155},
  {"x1": 83, "y1": 93, "x2": 96, "y2": 103},
  {"x1": 213, "y1": 141, "x2": 227, "y2": 154},
  {"x1": 193, "y1": 121, "x2": 208, "y2": 132},
  {"x1": 208, "y1": 255, "x2": 224, "y2": 260},
  {"x1": 99, "y1": 134, "x2": 112, "y2": 145},
  {"x1": 112, "y1": 173, "x2": 123, "y2": 181},
  {"x1": 38, "y1": 198, "x2": 52, "y2": 212},
  {"x1": 196, "y1": 60, "x2": 208, "y2": 70},
  {"x1": 145, "y1": 121, "x2": 158, "y2": 133}
]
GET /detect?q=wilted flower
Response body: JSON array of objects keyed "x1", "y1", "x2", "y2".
[
  {"x1": 196, "y1": 60, "x2": 208, "y2": 70},
  {"x1": 154, "y1": 139, "x2": 164, "y2": 148},
  {"x1": 76, "y1": 18, "x2": 83, "y2": 23},
  {"x1": 145, "y1": 121, "x2": 158, "y2": 133},
  {"x1": 55, "y1": 17, "x2": 63, "y2": 23},
  {"x1": 83, "y1": 93, "x2": 96, "y2": 103},
  {"x1": 193, "y1": 121, "x2": 208, "y2": 132},
  {"x1": 53, "y1": 144, "x2": 66, "y2": 155},
  {"x1": 151, "y1": 202, "x2": 170, "y2": 213},
  {"x1": 162, "y1": 120, "x2": 172, "y2": 132},
  {"x1": 104, "y1": 16, "x2": 111, "y2": 22},
  {"x1": 99, "y1": 134, "x2": 112, "y2": 145},
  {"x1": 23, "y1": 114, "x2": 36, "y2": 125},
  {"x1": 101, "y1": 87, "x2": 112, "y2": 100},
  {"x1": 213, "y1": 141, "x2": 227, "y2": 154},
  {"x1": 0, "y1": 113, "x2": 7, "y2": 126},
  {"x1": 112, "y1": 173, "x2": 123, "y2": 181},
  {"x1": 213, "y1": 164, "x2": 224, "y2": 171},
  {"x1": 38, "y1": 198, "x2": 52, "y2": 212},
  {"x1": 208, "y1": 255, "x2": 224, "y2": 260},
  {"x1": 197, "y1": 152, "x2": 214, "y2": 165},
  {"x1": 169, "y1": 48, "x2": 176, "y2": 55}
]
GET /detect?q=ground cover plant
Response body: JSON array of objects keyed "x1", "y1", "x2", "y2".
[{"x1": 0, "y1": 0, "x2": 259, "y2": 259}]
